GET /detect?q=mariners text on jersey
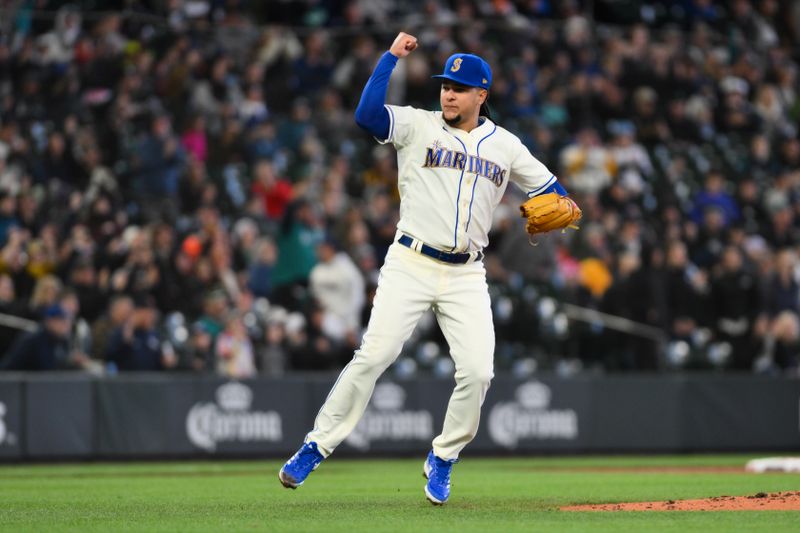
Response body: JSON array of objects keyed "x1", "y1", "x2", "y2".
[{"x1": 423, "y1": 144, "x2": 507, "y2": 187}]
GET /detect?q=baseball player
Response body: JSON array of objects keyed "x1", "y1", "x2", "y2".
[{"x1": 279, "y1": 32, "x2": 577, "y2": 505}]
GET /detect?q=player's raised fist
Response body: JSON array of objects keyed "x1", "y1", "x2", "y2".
[{"x1": 390, "y1": 32, "x2": 418, "y2": 58}]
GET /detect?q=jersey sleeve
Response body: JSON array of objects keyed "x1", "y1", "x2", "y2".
[
  {"x1": 377, "y1": 105, "x2": 420, "y2": 149},
  {"x1": 508, "y1": 138, "x2": 559, "y2": 197}
]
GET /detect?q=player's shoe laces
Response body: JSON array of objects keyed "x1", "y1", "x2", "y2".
[
  {"x1": 422, "y1": 450, "x2": 458, "y2": 505},
  {"x1": 278, "y1": 441, "x2": 324, "y2": 489}
]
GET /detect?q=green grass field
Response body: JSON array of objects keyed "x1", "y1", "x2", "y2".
[{"x1": 1, "y1": 455, "x2": 798, "y2": 532}]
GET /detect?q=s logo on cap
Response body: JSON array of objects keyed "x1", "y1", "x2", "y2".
[{"x1": 450, "y1": 58, "x2": 462, "y2": 72}]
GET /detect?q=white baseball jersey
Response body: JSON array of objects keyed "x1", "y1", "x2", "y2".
[{"x1": 379, "y1": 105, "x2": 556, "y2": 253}]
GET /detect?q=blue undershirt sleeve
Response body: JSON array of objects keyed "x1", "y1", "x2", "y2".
[
  {"x1": 354, "y1": 51, "x2": 398, "y2": 140},
  {"x1": 542, "y1": 181, "x2": 568, "y2": 196}
]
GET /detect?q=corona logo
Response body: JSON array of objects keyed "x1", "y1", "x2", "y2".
[
  {"x1": 488, "y1": 381, "x2": 578, "y2": 448},
  {"x1": 186, "y1": 382, "x2": 282, "y2": 451}
]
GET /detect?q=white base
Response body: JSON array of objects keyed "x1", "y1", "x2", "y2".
[
  {"x1": 424, "y1": 484, "x2": 444, "y2": 505},
  {"x1": 278, "y1": 468, "x2": 300, "y2": 489},
  {"x1": 745, "y1": 457, "x2": 800, "y2": 473}
]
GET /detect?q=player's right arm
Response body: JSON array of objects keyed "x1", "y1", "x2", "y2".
[{"x1": 354, "y1": 32, "x2": 418, "y2": 141}]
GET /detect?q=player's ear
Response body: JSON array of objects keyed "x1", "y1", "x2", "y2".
[{"x1": 479, "y1": 89, "x2": 488, "y2": 104}]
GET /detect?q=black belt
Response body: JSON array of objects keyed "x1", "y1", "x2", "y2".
[{"x1": 398, "y1": 234, "x2": 483, "y2": 264}]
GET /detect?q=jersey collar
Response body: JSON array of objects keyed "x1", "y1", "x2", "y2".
[{"x1": 438, "y1": 112, "x2": 494, "y2": 136}]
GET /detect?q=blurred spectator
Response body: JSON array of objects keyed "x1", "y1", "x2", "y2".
[
  {"x1": 247, "y1": 238, "x2": 278, "y2": 298},
  {"x1": 68, "y1": 258, "x2": 106, "y2": 322},
  {"x1": 179, "y1": 158, "x2": 211, "y2": 214},
  {"x1": 250, "y1": 160, "x2": 293, "y2": 222},
  {"x1": 560, "y1": 128, "x2": 613, "y2": 195},
  {"x1": 214, "y1": 311, "x2": 257, "y2": 378},
  {"x1": 710, "y1": 246, "x2": 760, "y2": 369},
  {"x1": 197, "y1": 289, "x2": 229, "y2": 344},
  {"x1": 238, "y1": 84, "x2": 269, "y2": 125},
  {"x1": 663, "y1": 240, "x2": 709, "y2": 340},
  {"x1": 259, "y1": 316, "x2": 288, "y2": 376},
  {"x1": 186, "y1": 321, "x2": 215, "y2": 372},
  {"x1": 271, "y1": 200, "x2": 323, "y2": 308},
  {"x1": 0, "y1": 274, "x2": 26, "y2": 355},
  {"x1": 91, "y1": 294, "x2": 134, "y2": 361},
  {"x1": 0, "y1": 191, "x2": 20, "y2": 247},
  {"x1": 762, "y1": 249, "x2": 800, "y2": 318},
  {"x1": 289, "y1": 303, "x2": 349, "y2": 370},
  {"x1": 716, "y1": 76, "x2": 760, "y2": 135},
  {"x1": 736, "y1": 178, "x2": 769, "y2": 235},
  {"x1": 27, "y1": 274, "x2": 62, "y2": 320},
  {"x1": 309, "y1": 237, "x2": 365, "y2": 345},
  {"x1": 0, "y1": 304, "x2": 88, "y2": 371},
  {"x1": 360, "y1": 145, "x2": 398, "y2": 200},
  {"x1": 39, "y1": 131, "x2": 79, "y2": 188},
  {"x1": 289, "y1": 31, "x2": 334, "y2": 97},
  {"x1": 105, "y1": 295, "x2": 177, "y2": 371},
  {"x1": 132, "y1": 114, "x2": 186, "y2": 203},
  {"x1": 608, "y1": 120, "x2": 653, "y2": 198},
  {"x1": 690, "y1": 171, "x2": 741, "y2": 227},
  {"x1": 333, "y1": 35, "x2": 378, "y2": 108},
  {"x1": 601, "y1": 250, "x2": 660, "y2": 369},
  {"x1": 181, "y1": 115, "x2": 208, "y2": 163},
  {"x1": 756, "y1": 309, "x2": 800, "y2": 374}
]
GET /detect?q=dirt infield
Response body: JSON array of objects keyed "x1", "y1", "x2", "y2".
[
  {"x1": 561, "y1": 491, "x2": 800, "y2": 511},
  {"x1": 532, "y1": 465, "x2": 746, "y2": 474}
]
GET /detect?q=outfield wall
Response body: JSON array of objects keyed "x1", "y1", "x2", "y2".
[{"x1": 0, "y1": 374, "x2": 798, "y2": 459}]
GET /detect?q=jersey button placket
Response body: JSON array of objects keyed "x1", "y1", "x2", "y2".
[
  {"x1": 457, "y1": 139, "x2": 474, "y2": 248},
  {"x1": 458, "y1": 169, "x2": 471, "y2": 244}
]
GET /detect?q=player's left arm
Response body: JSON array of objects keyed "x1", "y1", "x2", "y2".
[
  {"x1": 511, "y1": 139, "x2": 582, "y2": 234},
  {"x1": 508, "y1": 138, "x2": 569, "y2": 198}
]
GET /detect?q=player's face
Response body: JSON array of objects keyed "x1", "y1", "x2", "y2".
[{"x1": 440, "y1": 82, "x2": 486, "y2": 128}]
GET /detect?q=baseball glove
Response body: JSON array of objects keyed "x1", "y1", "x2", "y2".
[{"x1": 520, "y1": 193, "x2": 582, "y2": 235}]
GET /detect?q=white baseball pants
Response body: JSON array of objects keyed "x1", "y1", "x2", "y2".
[{"x1": 306, "y1": 241, "x2": 495, "y2": 460}]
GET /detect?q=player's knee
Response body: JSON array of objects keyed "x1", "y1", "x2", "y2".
[
  {"x1": 352, "y1": 343, "x2": 402, "y2": 373},
  {"x1": 458, "y1": 365, "x2": 494, "y2": 387}
]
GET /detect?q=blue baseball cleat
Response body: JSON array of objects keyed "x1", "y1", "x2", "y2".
[
  {"x1": 422, "y1": 450, "x2": 458, "y2": 505},
  {"x1": 279, "y1": 441, "x2": 324, "y2": 489}
]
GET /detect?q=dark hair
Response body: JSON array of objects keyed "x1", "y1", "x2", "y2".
[
  {"x1": 480, "y1": 91, "x2": 492, "y2": 120},
  {"x1": 479, "y1": 102, "x2": 492, "y2": 120}
]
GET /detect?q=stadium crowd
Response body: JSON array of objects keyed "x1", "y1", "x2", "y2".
[{"x1": 0, "y1": 0, "x2": 799, "y2": 376}]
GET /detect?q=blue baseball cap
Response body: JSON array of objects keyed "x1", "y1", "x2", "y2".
[
  {"x1": 43, "y1": 304, "x2": 67, "y2": 319},
  {"x1": 432, "y1": 53, "x2": 492, "y2": 90}
]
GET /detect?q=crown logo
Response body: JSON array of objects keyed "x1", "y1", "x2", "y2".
[
  {"x1": 516, "y1": 381, "x2": 551, "y2": 409},
  {"x1": 372, "y1": 382, "x2": 405, "y2": 410},
  {"x1": 216, "y1": 382, "x2": 252, "y2": 411}
]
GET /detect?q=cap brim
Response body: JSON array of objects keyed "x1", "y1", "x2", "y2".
[{"x1": 431, "y1": 74, "x2": 483, "y2": 88}]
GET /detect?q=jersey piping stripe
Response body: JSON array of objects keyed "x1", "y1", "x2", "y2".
[
  {"x1": 442, "y1": 127, "x2": 468, "y2": 252},
  {"x1": 475, "y1": 123, "x2": 497, "y2": 155},
  {"x1": 466, "y1": 124, "x2": 497, "y2": 232},
  {"x1": 385, "y1": 105, "x2": 396, "y2": 142},
  {"x1": 311, "y1": 359, "x2": 354, "y2": 434},
  {"x1": 527, "y1": 174, "x2": 556, "y2": 197}
]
